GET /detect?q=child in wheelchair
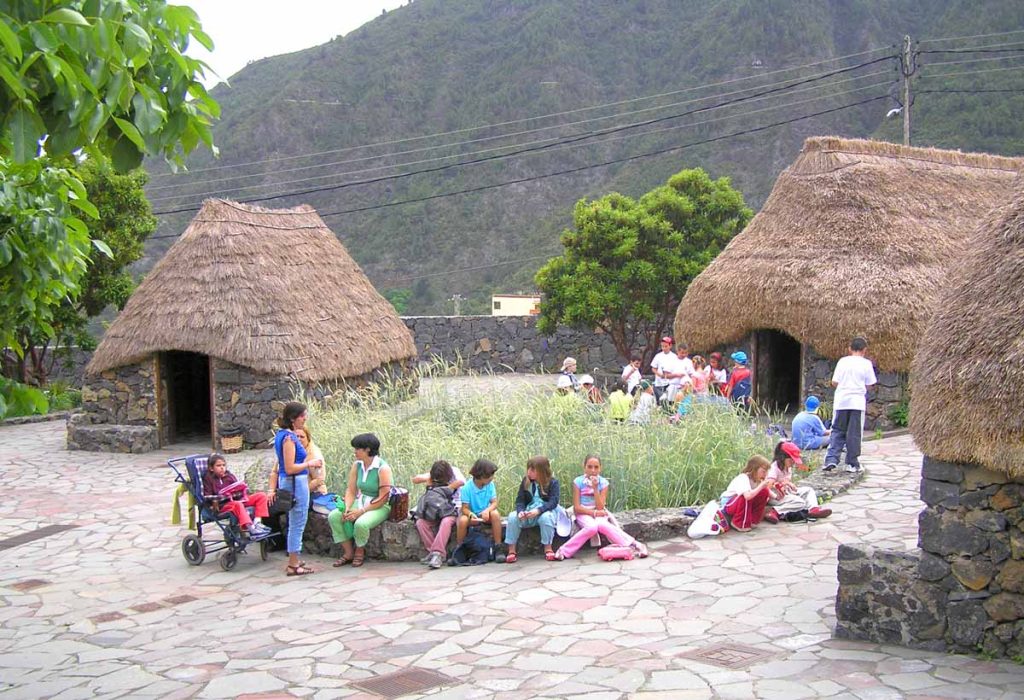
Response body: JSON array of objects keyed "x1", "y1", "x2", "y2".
[{"x1": 201, "y1": 453, "x2": 271, "y2": 538}]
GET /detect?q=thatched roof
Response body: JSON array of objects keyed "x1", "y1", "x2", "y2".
[
  {"x1": 674, "y1": 137, "x2": 1022, "y2": 371},
  {"x1": 910, "y1": 177, "x2": 1024, "y2": 475},
  {"x1": 88, "y1": 199, "x2": 417, "y2": 380}
]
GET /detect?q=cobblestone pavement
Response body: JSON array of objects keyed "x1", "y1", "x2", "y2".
[{"x1": 2, "y1": 421, "x2": 1024, "y2": 699}]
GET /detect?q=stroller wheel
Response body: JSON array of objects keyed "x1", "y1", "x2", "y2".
[
  {"x1": 260, "y1": 539, "x2": 269, "y2": 561},
  {"x1": 182, "y1": 534, "x2": 205, "y2": 566},
  {"x1": 219, "y1": 549, "x2": 238, "y2": 571}
]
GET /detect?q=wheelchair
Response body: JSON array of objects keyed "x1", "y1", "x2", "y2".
[{"x1": 168, "y1": 454, "x2": 277, "y2": 571}]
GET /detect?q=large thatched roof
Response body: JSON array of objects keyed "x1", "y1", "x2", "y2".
[
  {"x1": 88, "y1": 199, "x2": 417, "y2": 380},
  {"x1": 910, "y1": 177, "x2": 1024, "y2": 475},
  {"x1": 674, "y1": 137, "x2": 1022, "y2": 371}
]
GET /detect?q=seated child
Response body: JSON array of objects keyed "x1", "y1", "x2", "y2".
[
  {"x1": 555, "y1": 455, "x2": 647, "y2": 560},
  {"x1": 791, "y1": 396, "x2": 831, "y2": 450},
  {"x1": 412, "y1": 460, "x2": 465, "y2": 569},
  {"x1": 457, "y1": 459, "x2": 503, "y2": 548},
  {"x1": 201, "y1": 453, "x2": 271, "y2": 536},
  {"x1": 607, "y1": 381, "x2": 632, "y2": 422},
  {"x1": 767, "y1": 441, "x2": 832, "y2": 520},
  {"x1": 719, "y1": 455, "x2": 776, "y2": 532},
  {"x1": 629, "y1": 380, "x2": 656, "y2": 425},
  {"x1": 504, "y1": 456, "x2": 561, "y2": 563}
]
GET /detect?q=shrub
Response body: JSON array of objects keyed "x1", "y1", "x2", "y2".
[{"x1": 308, "y1": 365, "x2": 775, "y2": 511}]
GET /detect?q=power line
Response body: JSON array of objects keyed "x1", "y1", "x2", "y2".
[
  {"x1": 918, "y1": 28, "x2": 1024, "y2": 45},
  {"x1": 918, "y1": 88, "x2": 1024, "y2": 94},
  {"x1": 148, "y1": 70, "x2": 894, "y2": 204},
  {"x1": 151, "y1": 56, "x2": 895, "y2": 215},
  {"x1": 918, "y1": 54, "x2": 1024, "y2": 68},
  {"x1": 919, "y1": 46, "x2": 1024, "y2": 55},
  {"x1": 917, "y1": 64, "x2": 1024, "y2": 79},
  {"x1": 147, "y1": 67, "x2": 894, "y2": 194},
  {"x1": 149, "y1": 45, "x2": 896, "y2": 180}
]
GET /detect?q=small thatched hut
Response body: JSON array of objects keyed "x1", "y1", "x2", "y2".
[
  {"x1": 835, "y1": 176, "x2": 1024, "y2": 658},
  {"x1": 69, "y1": 199, "x2": 417, "y2": 453},
  {"x1": 675, "y1": 136, "x2": 1021, "y2": 425}
]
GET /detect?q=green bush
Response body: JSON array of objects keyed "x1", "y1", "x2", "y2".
[
  {"x1": 0, "y1": 377, "x2": 48, "y2": 419},
  {"x1": 307, "y1": 366, "x2": 775, "y2": 512},
  {"x1": 45, "y1": 381, "x2": 82, "y2": 412}
]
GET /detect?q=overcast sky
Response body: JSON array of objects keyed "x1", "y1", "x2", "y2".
[{"x1": 183, "y1": 1, "x2": 407, "y2": 87}]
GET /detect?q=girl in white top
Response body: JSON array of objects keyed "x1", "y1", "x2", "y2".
[{"x1": 720, "y1": 455, "x2": 775, "y2": 531}]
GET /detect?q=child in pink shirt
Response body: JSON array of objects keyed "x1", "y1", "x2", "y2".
[{"x1": 555, "y1": 455, "x2": 647, "y2": 560}]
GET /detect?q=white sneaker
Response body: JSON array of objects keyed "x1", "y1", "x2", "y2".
[
  {"x1": 845, "y1": 464, "x2": 862, "y2": 473},
  {"x1": 427, "y1": 552, "x2": 444, "y2": 569}
]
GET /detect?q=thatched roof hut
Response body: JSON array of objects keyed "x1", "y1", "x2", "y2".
[
  {"x1": 88, "y1": 199, "x2": 417, "y2": 380},
  {"x1": 910, "y1": 176, "x2": 1024, "y2": 475},
  {"x1": 675, "y1": 137, "x2": 1022, "y2": 371}
]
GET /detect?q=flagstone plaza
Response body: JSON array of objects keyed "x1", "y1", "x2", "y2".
[{"x1": 2, "y1": 420, "x2": 1024, "y2": 699}]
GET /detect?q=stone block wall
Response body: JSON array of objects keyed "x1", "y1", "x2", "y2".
[
  {"x1": 801, "y1": 344, "x2": 907, "y2": 431},
  {"x1": 403, "y1": 316, "x2": 634, "y2": 375},
  {"x1": 836, "y1": 456, "x2": 1024, "y2": 658},
  {"x1": 68, "y1": 360, "x2": 160, "y2": 452},
  {"x1": 212, "y1": 359, "x2": 295, "y2": 450}
]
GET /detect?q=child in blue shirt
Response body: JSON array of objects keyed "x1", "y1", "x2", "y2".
[
  {"x1": 457, "y1": 459, "x2": 502, "y2": 546},
  {"x1": 792, "y1": 396, "x2": 831, "y2": 450}
]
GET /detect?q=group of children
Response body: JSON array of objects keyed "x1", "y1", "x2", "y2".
[{"x1": 412, "y1": 453, "x2": 648, "y2": 568}]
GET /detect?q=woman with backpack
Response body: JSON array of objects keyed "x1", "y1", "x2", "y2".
[{"x1": 411, "y1": 460, "x2": 465, "y2": 569}]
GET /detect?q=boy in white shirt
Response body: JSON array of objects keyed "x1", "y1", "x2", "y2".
[
  {"x1": 650, "y1": 337, "x2": 675, "y2": 403},
  {"x1": 824, "y1": 336, "x2": 877, "y2": 474},
  {"x1": 621, "y1": 355, "x2": 642, "y2": 396}
]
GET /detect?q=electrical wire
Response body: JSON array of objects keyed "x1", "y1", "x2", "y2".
[
  {"x1": 150, "y1": 57, "x2": 895, "y2": 214},
  {"x1": 918, "y1": 28, "x2": 1024, "y2": 45},
  {"x1": 147, "y1": 67, "x2": 894, "y2": 193},
  {"x1": 918, "y1": 88, "x2": 1024, "y2": 94},
  {"x1": 919, "y1": 46, "x2": 1024, "y2": 55},
  {"x1": 149, "y1": 45, "x2": 896, "y2": 179},
  {"x1": 918, "y1": 54, "x2": 1024, "y2": 68},
  {"x1": 917, "y1": 64, "x2": 1024, "y2": 79},
  {"x1": 147, "y1": 70, "x2": 894, "y2": 204}
]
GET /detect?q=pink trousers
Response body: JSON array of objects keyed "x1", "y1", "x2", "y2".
[
  {"x1": 218, "y1": 492, "x2": 269, "y2": 529},
  {"x1": 416, "y1": 516, "x2": 456, "y2": 555},
  {"x1": 557, "y1": 514, "x2": 634, "y2": 559}
]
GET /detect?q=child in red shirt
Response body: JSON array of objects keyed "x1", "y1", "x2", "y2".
[{"x1": 202, "y1": 453, "x2": 271, "y2": 536}]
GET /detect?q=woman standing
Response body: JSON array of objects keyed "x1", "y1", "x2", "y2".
[
  {"x1": 328, "y1": 433, "x2": 393, "y2": 568},
  {"x1": 269, "y1": 401, "x2": 319, "y2": 576}
]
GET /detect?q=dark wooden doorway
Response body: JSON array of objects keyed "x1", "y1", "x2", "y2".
[
  {"x1": 753, "y1": 329, "x2": 802, "y2": 414},
  {"x1": 159, "y1": 351, "x2": 212, "y2": 444}
]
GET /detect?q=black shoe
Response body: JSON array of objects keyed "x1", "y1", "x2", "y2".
[{"x1": 823, "y1": 463, "x2": 838, "y2": 473}]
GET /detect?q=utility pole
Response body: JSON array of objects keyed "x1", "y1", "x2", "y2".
[
  {"x1": 901, "y1": 35, "x2": 915, "y2": 146},
  {"x1": 449, "y1": 294, "x2": 464, "y2": 316}
]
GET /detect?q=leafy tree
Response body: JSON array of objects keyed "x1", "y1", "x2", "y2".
[
  {"x1": 535, "y1": 168, "x2": 751, "y2": 365},
  {"x1": 10, "y1": 158, "x2": 156, "y2": 384},
  {"x1": 0, "y1": 0, "x2": 217, "y2": 415},
  {"x1": 382, "y1": 287, "x2": 412, "y2": 314}
]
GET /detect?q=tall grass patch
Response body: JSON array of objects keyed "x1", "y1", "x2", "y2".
[{"x1": 309, "y1": 367, "x2": 776, "y2": 512}]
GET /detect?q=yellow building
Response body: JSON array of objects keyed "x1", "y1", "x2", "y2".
[{"x1": 491, "y1": 294, "x2": 541, "y2": 316}]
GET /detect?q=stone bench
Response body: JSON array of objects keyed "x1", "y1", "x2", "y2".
[
  {"x1": 286, "y1": 507, "x2": 695, "y2": 561},
  {"x1": 66, "y1": 417, "x2": 159, "y2": 453}
]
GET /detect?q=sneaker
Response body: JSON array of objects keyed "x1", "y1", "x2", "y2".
[
  {"x1": 763, "y1": 508, "x2": 780, "y2": 525},
  {"x1": 845, "y1": 464, "x2": 863, "y2": 474},
  {"x1": 419, "y1": 554, "x2": 432, "y2": 564},
  {"x1": 823, "y1": 463, "x2": 838, "y2": 472},
  {"x1": 427, "y1": 552, "x2": 444, "y2": 569},
  {"x1": 808, "y1": 506, "x2": 832, "y2": 519},
  {"x1": 632, "y1": 542, "x2": 649, "y2": 558}
]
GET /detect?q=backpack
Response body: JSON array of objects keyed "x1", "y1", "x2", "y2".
[
  {"x1": 412, "y1": 486, "x2": 457, "y2": 522},
  {"x1": 732, "y1": 376, "x2": 752, "y2": 405},
  {"x1": 448, "y1": 529, "x2": 493, "y2": 566}
]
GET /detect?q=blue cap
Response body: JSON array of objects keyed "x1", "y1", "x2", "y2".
[
  {"x1": 730, "y1": 351, "x2": 748, "y2": 365},
  {"x1": 805, "y1": 396, "x2": 821, "y2": 412}
]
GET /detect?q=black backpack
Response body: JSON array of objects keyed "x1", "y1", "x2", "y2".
[
  {"x1": 413, "y1": 486, "x2": 458, "y2": 522},
  {"x1": 449, "y1": 529, "x2": 493, "y2": 566}
]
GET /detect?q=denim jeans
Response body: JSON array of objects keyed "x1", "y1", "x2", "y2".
[
  {"x1": 504, "y1": 509, "x2": 556, "y2": 546},
  {"x1": 280, "y1": 473, "x2": 309, "y2": 554}
]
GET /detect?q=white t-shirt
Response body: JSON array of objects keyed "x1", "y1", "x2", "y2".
[
  {"x1": 711, "y1": 367, "x2": 727, "y2": 385},
  {"x1": 766, "y1": 461, "x2": 789, "y2": 484},
  {"x1": 720, "y1": 473, "x2": 753, "y2": 502},
  {"x1": 669, "y1": 355, "x2": 695, "y2": 389},
  {"x1": 621, "y1": 363, "x2": 641, "y2": 394},
  {"x1": 832, "y1": 355, "x2": 877, "y2": 412},
  {"x1": 651, "y1": 351, "x2": 676, "y2": 387},
  {"x1": 450, "y1": 466, "x2": 467, "y2": 508}
]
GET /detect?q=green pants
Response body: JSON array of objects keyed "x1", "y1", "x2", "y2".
[{"x1": 328, "y1": 501, "x2": 390, "y2": 547}]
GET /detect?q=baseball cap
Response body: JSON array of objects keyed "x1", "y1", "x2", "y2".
[
  {"x1": 805, "y1": 396, "x2": 821, "y2": 412},
  {"x1": 661, "y1": 336, "x2": 673, "y2": 344},
  {"x1": 730, "y1": 351, "x2": 748, "y2": 365},
  {"x1": 780, "y1": 441, "x2": 804, "y2": 467},
  {"x1": 556, "y1": 375, "x2": 573, "y2": 389},
  {"x1": 639, "y1": 379, "x2": 652, "y2": 390},
  {"x1": 580, "y1": 374, "x2": 594, "y2": 385}
]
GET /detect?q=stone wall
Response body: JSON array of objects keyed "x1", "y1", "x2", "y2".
[
  {"x1": 801, "y1": 344, "x2": 907, "y2": 432},
  {"x1": 836, "y1": 456, "x2": 1024, "y2": 658},
  {"x1": 68, "y1": 360, "x2": 160, "y2": 452},
  {"x1": 212, "y1": 359, "x2": 295, "y2": 450},
  {"x1": 403, "y1": 315, "x2": 634, "y2": 375}
]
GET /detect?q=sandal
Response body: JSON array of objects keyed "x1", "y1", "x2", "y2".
[
  {"x1": 352, "y1": 550, "x2": 365, "y2": 568},
  {"x1": 505, "y1": 552, "x2": 518, "y2": 564},
  {"x1": 332, "y1": 557, "x2": 353, "y2": 567},
  {"x1": 286, "y1": 564, "x2": 314, "y2": 576},
  {"x1": 545, "y1": 551, "x2": 557, "y2": 561}
]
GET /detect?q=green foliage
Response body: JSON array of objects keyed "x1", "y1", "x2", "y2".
[
  {"x1": 888, "y1": 398, "x2": 910, "y2": 428},
  {"x1": 308, "y1": 364, "x2": 774, "y2": 511},
  {"x1": 382, "y1": 287, "x2": 412, "y2": 314},
  {"x1": 0, "y1": 0, "x2": 218, "y2": 368},
  {"x1": 44, "y1": 379, "x2": 81, "y2": 411},
  {"x1": 536, "y1": 168, "x2": 751, "y2": 362},
  {"x1": 0, "y1": 375, "x2": 48, "y2": 418}
]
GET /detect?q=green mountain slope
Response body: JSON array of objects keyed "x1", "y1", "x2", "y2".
[{"x1": 143, "y1": 0, "x2": 1024, "y2": 314}]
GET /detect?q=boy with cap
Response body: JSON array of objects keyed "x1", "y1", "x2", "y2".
[
  {"x1": 792, "y1": 396, "x2": 831, "y2": 450},
  {"x1": 723, "y1": 351, "x2": 752, "y2": 407},
  {"x1": 650, "y1": 337, "x2": 675, "y2": 403},
  {"x1": 824, "y1": 336, "x2": 876, "y2": 473}
]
